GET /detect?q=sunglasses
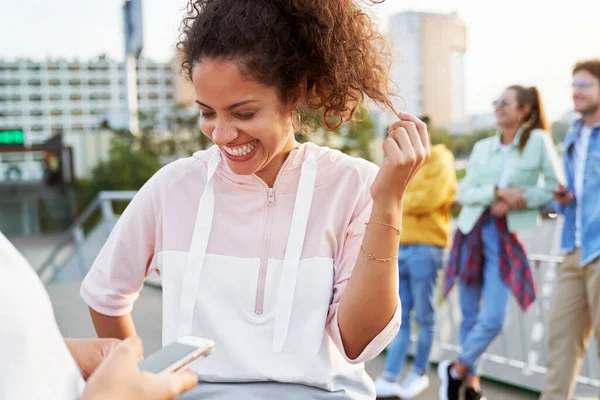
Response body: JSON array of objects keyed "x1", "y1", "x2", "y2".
[{"x1": 493, "y1": 98, "x2": 509, "y2": 108}]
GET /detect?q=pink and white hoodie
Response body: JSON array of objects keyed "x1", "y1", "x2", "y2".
[{"x1": 81, "y1": 142, "x2": 400, "y2": 397}]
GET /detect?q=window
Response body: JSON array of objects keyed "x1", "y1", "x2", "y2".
[
  {"x1": 90, "y1": 93, "x2": 111, "y2": 101},
  {"x1": 6, "y1": 110, "x2": 22, "y2": 117},
  {"x1": 0, "y1": 79, "x2": 20, "y2": 87},
  {"x1": 0, "y1": 94, "x2": 21, "y2": 102},
  {"x1": 69, "y1": 79, "x2": 81, "y2": 86},
  {"x1": 27, "y1": 65, "x2": 41, "y2": 72},
  {"x1": 48, "y1": 79, "x2": 61, "y2": 86},
  {"x1": 29, "y1": 94, "x2": 42, "y2": 101},
  {"x1": 166, "y1": 93, "x2": 173, "y2": 100},
  {"x1": 165, "y1": 78, "x2": 173, "y2": 85},
  {"x1": 47, "y1": 64, "x2": 60, "y2": 71},
  {"x1": 147, "y1": 78, "x2": 159, "y2": 85},
  {"x1": 89, "y1": 78, "x2": 110, "y2": 86},
  {"x1": 71, "y1": 109, "x2": 84, "y2": 116},
  {"x1": 71, "y1": 125, "x2": 85, "y2": 132},
  {"x1": 31, "y1": 125, "x2": 44, "y2": 132},
  {"x1": 50, "y1": 110, "x2": 63, "y2": 116},
  {"x1": 49, "y1": 94, "x2": 62, "y2": 101},
  {"x1": 2, "y1": 65, "x2": 19, "y2": 72},
  {"x1": 68, "y1": 65, "x2": 81, "y2": 71},
  {"x1": 146, "y1": 65, "x2": 158, "y2": 72},
  {"x1": 70, "y1": 93, "x2": 82, "y2": 101},
  {"x1": 30, "y1": 110, "x2": 44, "y2": 116},
  {"x1": 164, "y1": 65, "x2": 172, "y2": 73},
  {"x1": 88, "y1": 64, "x2": 109, "y2": 71},
  {"x1": 28, "y1": 79, "x2": 41, "y2": 86},
  {"x1": 148, "y1": 93, "x2": 159, "y2": 100},
  {"x1": 90, "y1": 109, "x2": 105, "y2": 116}
]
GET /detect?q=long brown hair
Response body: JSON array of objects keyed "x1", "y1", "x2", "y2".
[{"x1": 507, "y1": 85, "x2": 549, "y2": 152}]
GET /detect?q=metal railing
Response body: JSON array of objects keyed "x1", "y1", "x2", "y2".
[
  {"x1": 431, "y1": 253, "x2": 599, "y2": 396},
  {"x1": 38, "y1": 192, "x2": 598, "y2": 395},
  {"x1": 37, "y1": 191, "x2": 136, "y2": 284}
]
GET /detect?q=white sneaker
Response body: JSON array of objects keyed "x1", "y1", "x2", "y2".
[
  {"x1": 374, "y1": 376, "x2": 402, "y2": 398},
  {"x1": 398, "y1": 371, "x2": 430, "y2": 399}
]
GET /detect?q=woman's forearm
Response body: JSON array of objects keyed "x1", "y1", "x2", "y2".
[
  {"x1": 337, "y1": 201, "x2": 402, "y2": 359},
  {"x1": 89, "y1": 307, "x2": 136, "y2": 339}
]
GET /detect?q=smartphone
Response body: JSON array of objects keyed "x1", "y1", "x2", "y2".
[{"x1": 138, "y1": 336, "x2": 215, "y2": 374}]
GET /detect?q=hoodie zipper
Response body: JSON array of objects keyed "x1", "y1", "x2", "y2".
[{"x1": 253, "y1": 153, "x2": 294, "y2": 315}]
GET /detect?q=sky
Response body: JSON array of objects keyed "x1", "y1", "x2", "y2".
[{"x1": 2, "y1": 0, "x2": 599, "y2": 122}]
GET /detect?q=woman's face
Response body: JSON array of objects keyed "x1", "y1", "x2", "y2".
[
  {"x1": 191, "y1": 58, "x2": 297, "y2": 179},
  {"x1": 494, "y1": 88, "x2": 527, "y2": 128}
]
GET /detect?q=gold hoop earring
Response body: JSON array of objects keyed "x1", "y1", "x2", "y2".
[{"x1": 292, "y1": 110, "x2": 301, "y2": 131}]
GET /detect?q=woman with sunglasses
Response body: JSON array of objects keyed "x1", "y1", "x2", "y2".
[{"x1": 437, "y1": 86, "x2": 563, "y2": 400}]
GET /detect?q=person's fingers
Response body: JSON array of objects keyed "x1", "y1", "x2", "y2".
[
  {"x1": 390, "y1": 127, "x2": 413, "y2": 159},
  {"x1": 171, "y1": 370, "x2": 199, "y2": 394},
  {"x1": 397, "y1": 112, "x2": 430, "y2": 154},
  {"x1": 395, "y1": 120, "x2": 426, "y2": 156},
  {"x1": 381, "y1": 136, "x2": 402, "y2": 164},
  {"x1": 101, "y1": 338, "x2": 121, "y2": 358},
  {"x1": 150, "y1": 369, "x2": 199, "y2": 399},
  {"x1": 109, "y1": 336, "x2": 144, "y2": 364}
]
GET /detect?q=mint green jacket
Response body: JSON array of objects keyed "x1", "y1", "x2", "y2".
[{"x1": 457, "y1": 128, "x2": 564, "y2": 234}]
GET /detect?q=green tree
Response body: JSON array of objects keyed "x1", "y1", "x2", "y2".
[
  {"x1": 339, "y1": 107, "x2": 375, "y2": 160},
  {"x1": 299, "y1": 105, "x2": 377, "y2": 161},
  {"x1": 440, "y1": 128, "x2": 495, "y2": 159},
  {"x1": 163, "y1": 104, "x2": 212, "y2": 156},
  {"x1": 75, "y1": 135, "x2": 162, "y2": 211},
  {"x1": 428, "y1": 125, "x2": 452, "y2": 147}
]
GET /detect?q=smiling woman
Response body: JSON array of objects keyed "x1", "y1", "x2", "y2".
[{"x1": 80, "y1": 1, "x2": 431, "y2": 399}]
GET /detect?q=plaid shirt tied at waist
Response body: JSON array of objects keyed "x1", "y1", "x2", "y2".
[{"x1": 443, "y1": 210, "x2": 536, "y2": 311}]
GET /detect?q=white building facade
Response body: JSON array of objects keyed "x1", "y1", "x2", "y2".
[{"x1": 0, "y1": 56, "x2": 176, "y2": 145}]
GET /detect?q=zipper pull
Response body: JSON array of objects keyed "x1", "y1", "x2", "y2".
[{"x1": 267, "y1": 188, "x2": 275, "y2": 206}]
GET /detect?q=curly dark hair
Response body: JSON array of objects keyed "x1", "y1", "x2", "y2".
[{"x1": 177, "y1": 0, "x2": 395, "y2": 130}]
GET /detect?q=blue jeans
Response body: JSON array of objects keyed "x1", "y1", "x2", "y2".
[
  {"x1": 383, "y1": 244, "x2": 444, "y2": 379},
  {"x1": 457, "y1": 215, "x2": 510, "y2": 373}
]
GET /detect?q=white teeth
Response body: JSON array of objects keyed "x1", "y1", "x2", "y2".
[{"x1": 224, "y1": 140, "x2": 257, "y2": 157}]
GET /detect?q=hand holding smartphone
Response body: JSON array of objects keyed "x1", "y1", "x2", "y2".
[
  {"x1": 138, "y1": 336, "x2": 215, "y2": 374},
  {"x1": 553, "y1": 184, "x2": 574, "y2": 206}
]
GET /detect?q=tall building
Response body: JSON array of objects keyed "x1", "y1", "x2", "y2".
[
  {"x1": 388, "y1": 11, "x2": 467, "y2": 127},
  {"x1": 0, "y1": 55, "x2": 176, "y2": 145},
  {"x1": 0, "y1": 55, "x2": 182, "y2": 178}
]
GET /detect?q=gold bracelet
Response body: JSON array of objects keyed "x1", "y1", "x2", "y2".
[
  {"x1": 364, "y1": 221, "x2": 403, "y2": 236},
  {"x1": 360, "y1": 246, "x2": 398, "y2": 263}
]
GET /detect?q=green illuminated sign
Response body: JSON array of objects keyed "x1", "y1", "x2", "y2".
[{"x1": 0, "y1": 129, "x2": 25, "y2": 145}]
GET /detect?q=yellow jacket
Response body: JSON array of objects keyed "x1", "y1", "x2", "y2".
[{"x1": 401, "y1": 144, "x2": 457, "y2": 247}]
